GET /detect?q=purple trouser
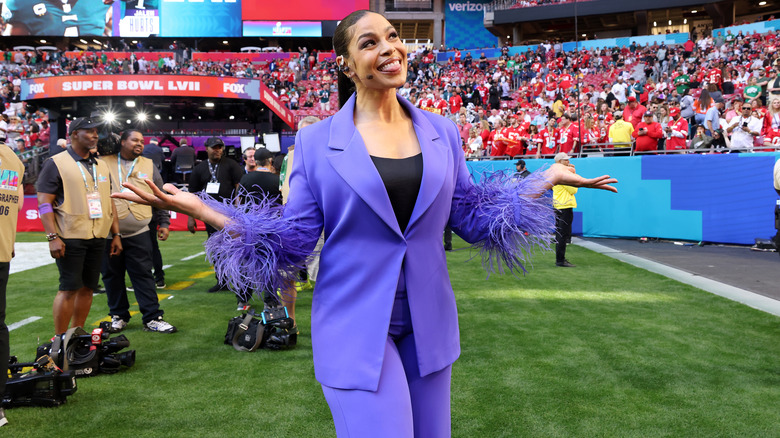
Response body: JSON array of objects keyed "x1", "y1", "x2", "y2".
[{"x1": 321, "y1": 287, "x2": 452, "y2": 437}]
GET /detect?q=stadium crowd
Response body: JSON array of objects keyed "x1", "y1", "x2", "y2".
[{"x1": 4, "y1": 20, "x2": 780, "y2": 160}]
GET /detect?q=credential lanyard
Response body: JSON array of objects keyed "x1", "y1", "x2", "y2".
[
  {"x1": 118, "y1": 157, "x2": 138, "y2": 185},
  {"x1": 76, "y1": 161, "x2": 99, "y2": 192},
  {"x1": 208, "y1": 161, "x2": 219, "y2": 183}
]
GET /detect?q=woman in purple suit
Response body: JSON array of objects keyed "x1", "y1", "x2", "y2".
[{"x1": 114, "y1": 11, "x2": 617, "y2": 437}]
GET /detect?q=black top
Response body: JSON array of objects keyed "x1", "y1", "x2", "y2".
[
  {"x1": 239, "y1": 170, "x2": 281, "y2": 205},
  {"x1": 189, "y1": 157, "x2": 244, "y2": 202},
  {"x1": 370, "y1": 153, "x2": 423, "y2": 233}
]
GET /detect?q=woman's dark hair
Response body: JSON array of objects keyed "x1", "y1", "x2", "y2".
[
  {"x1": 333, "y1": 9, "x2": 371, "y2": 109},
  {"x1": 119, "y1": 129, "x2": 143, "y2": 142},
  {"x1": 699, "y1": 88, "x2": 711, "y2": 109}
]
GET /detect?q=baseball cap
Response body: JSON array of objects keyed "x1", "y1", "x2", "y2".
[
  {"x1": 669, "y1": 107, "x2": 680, "y2": 117},
  {"x1": 254, "y1": 147, "x2": 273, "y2": 163},
  {"x1": 204, "y1": 137, "x2": 225, "y2": 148},
  {"x1": 644, "y1": 111, "x2": 654, "y2": 117},
  {"x1": 554, "y1": 152, "x2": 571, "y2": 163},
  {"x1": 628, "y1": 96, "x2": 637, "y2": 102},
  {"x1": 68, "y1": 117, "x2": 102, "y2": 135}
]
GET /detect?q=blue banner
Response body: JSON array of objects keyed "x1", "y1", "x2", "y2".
[
  {"x1": 444, "y1": 0, "x2": 497, "y2": 51},
  {"x1": 713, "y1": 19, "x2": 780, "y2": 39},
  {"x1": 466, "y1": 153, "x2": 780, "y2": 245},
  {"x1": 437, "y1": 33, "x2": 689, "y2": 62}
]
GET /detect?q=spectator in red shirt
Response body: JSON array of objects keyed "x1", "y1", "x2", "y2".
[
  {"x1": 557, "y1": 113, "x2": 580, "y2": 155},
  {"x1": 449, "y1": 86, "x2": 463, "y2": 115},
  {"x1": 665, "y1": 107, "x2": 689, "y2": 151},
  {"x1": 539, "y1": 119, "x2": 558, "y2": 158},
  {"x1": 623, "y1": 96, "x2": 647, "y2": 128},
  {"x1": 633, "y1": 112, "x2": 664, "y2": 153}
]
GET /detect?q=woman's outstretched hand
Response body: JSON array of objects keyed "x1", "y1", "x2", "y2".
[
  {"x1": 545, "y1": 163, "x2": 618, "y2": 193},
  {"x1": 112, "y1": 180, "x2": 228, "y2": 229}
]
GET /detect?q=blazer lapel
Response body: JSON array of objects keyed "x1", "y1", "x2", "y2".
[
  {"x1": 400, "y1": 98, "x2": 449, "y2": 232},
  {"x1": 325, "y1": 94, "x2": 403, "y2": 238}
]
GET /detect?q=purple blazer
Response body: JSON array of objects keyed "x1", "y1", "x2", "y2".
[
  {"x1": 284, "y1": 94, "x2": 509, "y2": 391},
  {"x1": 205, "y1": 93, "x2": 552, "y2": 391}
]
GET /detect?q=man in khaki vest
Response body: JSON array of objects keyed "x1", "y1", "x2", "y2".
[
  {"x1": 36, "y1": 117, "x2": 122, "y2": 336},
  {"x1": 101, "y1": 129, "x2": 176, "y2": 333},
  {"x1": 0, "y1": 139, "x2": 24, "y2": 427}
]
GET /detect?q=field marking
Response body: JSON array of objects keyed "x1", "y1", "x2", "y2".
[
  {"x1": 181, "y1": 251, "x2": 206, "y2": 261},
  {"x1": 162, "y1": 264, "x2": 173, "y2": 270},
  {"x1": 8, "y1": 316, "x2": 42, "y2": 331},
  {"x1": 574, "y1": 238, "x2": 780, "y2": 318},
  {"x1": 167, "y1": 281, "x2": 195, "y2": 290},
  {"x1": 93, "y1": 311, "x2": 140, "y2": 326},
  {"x1": 9, "y1": 242, "x2": 55, "y2": 274},
  {"x1": 131, "y1": 293, "x2": 172, "y2": 307},
  {"x1": 188, "y1": 270, "x2": 214, "y2": 279}
]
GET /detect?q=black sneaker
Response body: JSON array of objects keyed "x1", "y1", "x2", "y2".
[
  {"x1": 556, "y1": 260, "x2": 576, "y2": 267},
  {"x1": 155, "y1": 279, "x2": 166, "y2": 289},
  {"x1": 208, "y1": 284, "x2": 229, "y2": 293}
]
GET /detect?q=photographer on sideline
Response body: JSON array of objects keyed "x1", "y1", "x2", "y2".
[
  {"x1": 0, "y1": 139, "x2": 24, "y2": 427},
  {"x1": 101, "y1": 130, "x2": 176, "y2": 334},
  {"x1": 36, "y1": 118, "x2": 122, "y2": 336}
]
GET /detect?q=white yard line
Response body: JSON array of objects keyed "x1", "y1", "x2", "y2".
[
  {"x1": 9, "y1": 242, "x2": 55, "y2": 274},
  {"x1": 181, "y1": 251, "x2": 206, "y2": 261},
  {"x1": 8, "y1": 316, "x2": 42, "y2": 331}
]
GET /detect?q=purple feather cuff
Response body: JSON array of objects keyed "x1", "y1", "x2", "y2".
[
  {"x1": 200, "y1": 192, "x2": 319, "y2": 303},
  {"x1": 454, "y1": 170, "x2": 556, "y2": 276}
]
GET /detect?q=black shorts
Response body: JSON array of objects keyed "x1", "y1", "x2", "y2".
[{"x1": 55, "y1": 238, "x2": 106, "y2": 291}]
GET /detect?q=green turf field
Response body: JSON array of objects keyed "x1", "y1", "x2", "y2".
[{"x1": 5, "y1": 232, "x2": 780, "y2": 437}]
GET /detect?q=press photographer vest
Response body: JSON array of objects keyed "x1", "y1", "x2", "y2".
[
  {"x1": 0, "y1": 143, "x2": 24, "y2": 262},
  {"x1": 51, "y1": 151, "x2": 112, "y2": 239},
  {"x1": 102, "y1": 154, "x2": 154, "y2": 222}
]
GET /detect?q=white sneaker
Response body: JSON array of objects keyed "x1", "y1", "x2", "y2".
[
  {"x1": 110, "y1": 315, "x2": 127, "y2": 333},
  {"x1": 143, "y1": 317, "x2": 177, "y2": 333},
  {"x1": 0, "y1": 408, "x2": 8, "y2": 427}
]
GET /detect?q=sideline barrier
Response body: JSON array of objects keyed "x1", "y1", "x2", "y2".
[
  {"x1": 16, "y1": 154, "x2": 779, "y2": 241},
  {"x1": 466, "y1": 153, "x2": 780, "y2": 246}
]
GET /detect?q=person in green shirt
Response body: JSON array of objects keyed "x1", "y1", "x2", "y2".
[
  {"x1": 674, "y1": 72, "x2": 690, "y2": 95},
  {"x1": 744, "y1": 76, "x2": 762, "y2": 102}
]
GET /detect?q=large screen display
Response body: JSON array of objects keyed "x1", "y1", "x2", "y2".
[
  {"x1": 243, "y1": 21, "x2": 322, "y2": 37},
  {"x1": 241, "y1": 0, "x2": 367, "y2": 21},
  {"x1": 113, "y1": 0, "x2": 160, "y2": 38},
  {"x1": 1, "y1": 0, "x2": 114, "y2": 36},
  {"x1": 0, "y1": 0, "x2": 240, "y2": 37},
  {"x1": 159, "y1": 0, "x2": 241, "y2": 37}
]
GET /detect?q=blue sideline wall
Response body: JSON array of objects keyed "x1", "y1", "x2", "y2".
[{"x1": 466, "y1": 153, "x2": 780, "y2": 245}]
